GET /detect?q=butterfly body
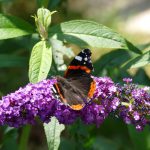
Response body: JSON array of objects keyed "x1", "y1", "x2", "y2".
[{"x1": 53, "y1": 49, "x2": 96, "y2": 110}]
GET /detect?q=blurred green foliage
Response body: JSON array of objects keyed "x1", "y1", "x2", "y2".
[{"x1": 0, "y1": 0, "x2": 149, "y2": 150}]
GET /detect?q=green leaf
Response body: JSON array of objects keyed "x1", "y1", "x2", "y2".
[
  {"x1": 0, "y1": 13, "x2": 34, "y2": 40},
  {"x1": 0, "y1": 54, "x2": 27, "y2": 67},
  {"x1": 49, "y1": 20, "x2": 137, "y2": 51},
  {"x1": 93, "y1": 49, "x2": 131, "y2": 75},
  {"x1": 137, "y1": 42, "x2": 150, "y2": 51},
  {"x1": 28, "y1": 40, "x2": 53, "y2": 149},
  {"x1": 122, "y1": 50, "x2": 150, "y2": 69},
  {"x1": 29, "y1": 40, "x2": 52, "y2": 83},
  {"x1": 1, "y1": 127, "x2": 18, "y2": 150},
  {"x1": 133, "y1": 69, "x2": 150, "y2": 86},
  {"x1": 44, "y1": 117, "x2": 65, "y2": 150},
  {"x1": 128, "y1": 125, "x2": 150, "y2": 150},
  {"x1": 125, "y1": 40, "x2": 142, "y2": 54}
]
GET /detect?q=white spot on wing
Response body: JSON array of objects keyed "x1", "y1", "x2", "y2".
[
  {"x1": 84, "y1": 57, "x2": 88, "y2": 61},
  {"x1": 52, "y1": 87, "x2": 57, "y2": 93},
  {"x1": 75, "y1": 56, "x2": 82, "y2": 61}
]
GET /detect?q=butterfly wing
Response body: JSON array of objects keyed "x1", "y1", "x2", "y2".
[
  {"x1": 64, "y1": 49, "x2": 93, "y2": 78},
  {"x1": 67, "y1": 73, "x2": 95, "y2": 98},
  {"x1": 54, "y1": 76, "x2": 87, "y2": 110},
  {"x1": 54, "y1": 75, "x2": 96, "y2": 110},
  {"x1": 53, "y1": 49, "x2": 96, "y2": 110}
]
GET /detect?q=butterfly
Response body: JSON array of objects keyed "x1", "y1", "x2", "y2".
[{"x1": 52, "y1": 49, "x2": 96, "y2": 110}]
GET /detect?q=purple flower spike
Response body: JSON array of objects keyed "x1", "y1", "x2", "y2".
[
  {"x1": 81, "y1": 103, "x2": 106, "y2": 127},
  {"x1": 116, "y1": 82, "x2": 150, "y2": 131},
  {"x1": 0, "y1": 76, "x2": 149, "y2": 131}
]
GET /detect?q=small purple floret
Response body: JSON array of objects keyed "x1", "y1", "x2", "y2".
[{"x1": 123, "y1": 78, "x2": 132, "y2": 83}]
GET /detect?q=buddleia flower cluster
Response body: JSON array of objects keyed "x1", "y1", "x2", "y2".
[
  {"x1": 116, "y1": 78, "x2": 150, "y2": 131},
  {"x1": 0, "y1": 77, "x2": 149, "y2": 131}
]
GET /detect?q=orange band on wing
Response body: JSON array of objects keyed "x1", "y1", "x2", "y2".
[
  {"x1": 54, "y1": 83, "x2": 67, "y2": 103},
  {"x1": 65, "y1": 65, "x2": 91, "y2": 77},
  {"x1": 88, "y1": 80, "x2": 96, "y2": 98},
  {"x1": 70, "y1": 104, "x2": 84, "y2": 110}
]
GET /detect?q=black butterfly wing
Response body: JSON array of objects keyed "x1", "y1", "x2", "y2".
[
  {"x1": 67, "y1": 73, "x2": 93, "y2": 97},
  {"x1": 54, "y1": 76, "x2": 95, "y2": 111},
  {"x1": 64, "y1": 49, "x2": 93, "y2": 78},
  {"x1": 53, "y1": 49, "x2": 96, "y2": 110},
  {"x1": 54, "y1": 76, "x2": 87, "y2": 110}
]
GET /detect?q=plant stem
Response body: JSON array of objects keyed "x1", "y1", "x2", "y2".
[{"x1": 19, "y1": 125, "x2": 31, "y2": 150}]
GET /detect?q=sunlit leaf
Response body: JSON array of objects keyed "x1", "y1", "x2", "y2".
[
  {"x1": 49, "y1": 20, "x2": 140, "y2": 54},
  {"x1": 44, "y1": 117, "x2": 65, "y2": 150},
  {"x1": 0, "y1": 14, "x2": 34, "y2": 40},
  {"x1": 122, "y1": 51, "x2": 150, "y2": 69},
  {"x1": 29, "y1": 40, "x2": 52, "y2": 83},
  {"x1": 137, "y1": 42, "x2": 150, "y2": 51}
]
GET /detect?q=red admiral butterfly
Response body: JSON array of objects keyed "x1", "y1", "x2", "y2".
[{"x1": 52, "y1": 49, "x2": 96, "y2": 110}]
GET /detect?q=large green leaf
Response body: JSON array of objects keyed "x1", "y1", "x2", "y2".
[
  {"x1": 29, "y1": 38, "x2": 63, "y2": 150},
  {"x1": 29, "y1": 40, "x2": 52, "y2": 83},
  {"x1": 44, "y1": 117, "x2": 65, "y2": 150},
  {"x1": 49, "y1": 20, "x2": 139, "y2": 51},
  {"x1": 0, "y1": 14, "x2": 34, "y2": 40},
  {"x1": 122, "y1": 51, "x2": 150, "y2": 69}
]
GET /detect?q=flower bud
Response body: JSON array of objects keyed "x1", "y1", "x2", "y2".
[{"x1": 34, "y1": 8, "x2": 56, "y2": 40}]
